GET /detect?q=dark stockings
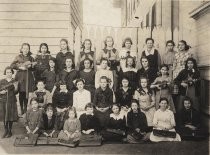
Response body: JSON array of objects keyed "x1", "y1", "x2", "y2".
[{"x1": 19, "y1": 92, "x2": 28, "y2": 114}]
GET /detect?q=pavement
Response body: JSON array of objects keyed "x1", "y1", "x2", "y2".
[{"x1": 0, "y1": 120, "x2": 209, "y2": 155}]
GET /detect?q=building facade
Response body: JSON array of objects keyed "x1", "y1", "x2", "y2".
[
  {"x1": 0, "y1": 0, "x2": 83, "y2": 74},
  {"x1": 120, "y1": 0, "x2": 210, "y2": 127}
]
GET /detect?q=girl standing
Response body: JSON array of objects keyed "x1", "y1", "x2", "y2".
[
  {"x1": 58, "y1": 107, "x2": 81, "y2": 144},
  {"x1": 151, "y1": 65, "x2": 176, "y2": 113},
  {"x1": 140, "y1": 38, "x2": 161, "y2": 73},
  {"x1": 73, "y1": 79, "x2": 91, "y2": 117},
  {"x1": 174, "y1": 58, "x2": 200, "y2": 112},
  {"x1": 78, "y1": 58, "x2": 95, "y2": 101},
  {"x1": 56, "y1": 39, "x2": 74, "y2": 73},
  {"x1": 0, "y1": 67, "x2": 18, "y2": 138},
  {"x1": 150, "y1": 98, "x2": 181, "y2": 142},
  {"x1": 119, "y1": 56, "x2": 138, "y2": 91},
  {"x1": 98, "y1": 36, "x2": 120, "y2": 91},
  {"x1": 137, "y1": 56, "x2": 157, "y2": 85},
  {"x1": 11, "y1": 43, "x2": 36, "y2": 115},
  {"x1": 173, "y1": 40, "x2": 194, "y2": 79},
  {"x1": 34, "y1": 43, "x2": 52, "y2": 81},
  {"x1": 58, "y1": 57, "x2": 78, "y2": 91},
  {"x1": 162, "y1": 40, "x2": 176, "y2": 78},
  {"x1": 77, "y1": 39, "x2": 95, "y2": 70},
  {"x1": 134, "y1": 77, "x2": 155, "y2": 128}
]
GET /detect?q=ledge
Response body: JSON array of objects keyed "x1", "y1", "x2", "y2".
[{"x1": 189, "y1": 1, "x2": 210, "y2": 19}]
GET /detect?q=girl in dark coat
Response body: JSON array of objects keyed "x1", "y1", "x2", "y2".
[
  {"x1": 11, "y1": 43, "x2": 36, "y2": 115},
  {"x1": 0, "y1": 67, "x2": 18, "y2": 138}
]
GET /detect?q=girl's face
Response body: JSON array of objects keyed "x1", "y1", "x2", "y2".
[
  {"x1": 84, "y1": 41, "x2": 91, "y2": 50},
  {"x1": 69, "y1": 110, "x2": 75, "y2": 119},
  {"x1": 159, "y1": 100, "x2": 168, "y2": 110},
  {"x1": 112, "y1": 105, "x2": 120, "y2": 114},
  {"x1": 5, "y1": 69, "x2": 13, "y2": 78},
  {"x1": 160, "y1": 66, "x2": 168, "y2": 75},
  {"x1": 66, "y1": 59, "x2": 73, "y2": 68},
  {"x1": 37, "y1": 81, "x2": 45, "y2": 91},
  {"x1": 86, "y1": 107, "x2": 93, "y2": 115},
  {"x1": 140, "y1": 78, "x2": 147, "y2": 88},
  {"x1": 100, "y1": 79, "x2": 108, "y2": 89},
  {"x1": 106, "y1": 38, "x2": 113, "y2": 47},
  {"x1": 22, "y1": 45, "x2": 29, "y2": 56},
  {"x1": 183, "y1": 100, "x2": 191, "y2": 110},
  {"x1": 60, "y1": 41, "x2": 68, "y2": 50},
  {"x1": 101, "y1": 60, "x2": 108, "y2": 69},
  {"x1": 125, "y1": 41, "x2": 131, "y2": 49},
  {"x1": 187, "y1": 60, "x2": 194, "y2": 70},
  {"x1": 131, "y1": 102, "x2": 138, "y2": 112},
  {"x1": 178, "y1": 42, "x2": 185, "y2": 51},
  {"x1": 49, "y1": 60, "x2": 55, "y2": 68},
  {"x1": 141, "y1": 58, "x2": 149, "y2": 68},
  {"x1": 127, "y1": 58, "x2": 133, "y2": 67},
  {"x1": 40, "y1": 45, "x2": 47, "y2": 54},
  {"x1": 146, "y1": 40, "x2": 154, "y2": 49},
  {"x1": 60, "y1": 85, "x2": 67, "y2": 91},
  {"x1": 31, "y1": 100, "x2": 39, "y2": 110},
  {"x1": 122, "y1": 79, "x2": 129, "y2": 87},
  {"x1": 84, "y1": 60, "x2": 91, "y2": 69},
  {"x1": 46, "y1": 109, "x2": 53, "y2": 118},
  {"x1": 76, "y1": 81, "x2": 84, "y2": 90},
  {"x1": 166, "y1": 43, "x2": 174, "y2": 51}
]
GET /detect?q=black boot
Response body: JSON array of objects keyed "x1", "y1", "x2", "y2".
[
  {"x1": 6, "y1": 121, "x2": 13, "y2": 138},
  {"x1": 2, "y1": 122, "x2": 8, "y2": 138}
]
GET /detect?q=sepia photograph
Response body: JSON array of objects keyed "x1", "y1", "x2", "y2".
[{"x1": 0, "y1": 0, "x2": 209, "y2": 154}]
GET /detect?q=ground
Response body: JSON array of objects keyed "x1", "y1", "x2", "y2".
[{"x1": 0, "y1": 120, "x2": 209, "y2": 155}]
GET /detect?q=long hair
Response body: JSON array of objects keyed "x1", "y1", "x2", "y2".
[
  {"x1": 64, "y1": 57, "x2": 75, "y2": 69},
  {"x1": 122, "y1": 37, "x2": 133, "y2": 47},
  {"x1": 184, "y1": 57, "x2": 198, "y2": 71},
  {"x1": 138, "y1": 77, "x2": 153, "y2": 95},
  {"x1": 39, "y1": 43, "x2": 50, "y2": 54},
  {"x1": 125, "y1": 56, "x2": 136, "y2": 68},
  {"x1": 81, "y1": 39, "x2": 92, "y2": 51},
  {"x1": 20, "y1": 43, "x2": 32, "y2": 55},
  {"x1": 60, "y1": 38, "x2": 70, "y2": 51},
  {"x1": 178, "y1": 40, "x2": 191, "y2": 51},
  {"x1": 140, "y1": 56, "x2": 151, "y2": 68},
  {"x1": 104, "y1": 36, "x2": 114, "y2": 48}
]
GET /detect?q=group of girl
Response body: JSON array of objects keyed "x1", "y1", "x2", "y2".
[{"x1": 0, "y1": 36, "x2": 207, "y2": 145}]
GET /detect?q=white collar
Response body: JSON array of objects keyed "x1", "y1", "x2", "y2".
[
  {"x1": 123, "y1": 67, "x2": 137, "y2": 72},
  {"x1": 145, "y1": 48, "x2": 155, "y2": 56},
  {"x1": 110, "y1": 113, "x2": 124, "y2": 120}
]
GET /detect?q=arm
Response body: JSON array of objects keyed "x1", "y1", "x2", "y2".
[{"x1": 95, "y1": 71, "x2": 99, "y2": 88}]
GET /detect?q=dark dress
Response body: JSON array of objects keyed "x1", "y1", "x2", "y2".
[
  {"x1": 127, "y1": 109, "x2": 148, "y2": 143},
  {"x1": 52, "y1": 90, "x2": 73, "y2": 109},
  {"x1": 93, "y1": 87, "x2": 113, "y2": 128},
  {"x1": 0, "y1": 79, "x2": 18, "y2": 122},
  {"x1": 58, "y1": 69, "x2": 78, "y2": 91},
  {"x1": 137, "y1": 67, "x2": 157, "y2": 85},
  {"x1": 174, "y1": 69, "x2": 200, "y2": 112},
  {"x1": 56, "y1": 51, "x2": 74, "y2": 73},
  {"x1": 41, "y1": 69, "x2": 58, "y2": 92},
  {"x1": 101, "y1": 113, "x2": 126, "y2": 142},
  {"x1": 79, "y1": 70, "x2": 95, "y2": 101},
  {"x1": 141, "y1": 49, "x2": 161, "y2": 73},
  {"x1": 119, "y1": 68, "x2": 138, "y2": 91},
  {"x1": 11, "y1": 54, "x2": 35, "y2": 94},
  {"x1": 78, "y1": 51, "x2": 95, "y2": 70},
  {"x1": 39, "y1": 114, "x2": 58, "y2": 137},
  {"x1": 177, "y1": 108, "x2": 208, "y2": 140},
  {"x1": 115, "y1": 87, "x2": 134, "y2": 108},
  {"x1": 34, "y1": 54, "x2": 52, "y2": 81}
]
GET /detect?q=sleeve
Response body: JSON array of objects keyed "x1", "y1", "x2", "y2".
[
  {"x1": 46, "y1": 91, "x2": 52, "y2": 104},
  {"x1": 108, "y1": 89, "x2": 113, "y2": 106},
  {"x1": 157, "y1": 51, "x2": 161, "y2": 70},
  {"x1": 63, "y1": 120, "x2": 68, "y2": 131},
  {"x1": 96, "y1": 50, "x2": 103, "y2": 65},
  {"x1": 38, "y1": 116, "x2": 44, "y2": 132},
  {"x1": 79, "y1": 114, "x2": 85, "y2": 130},
  {"x1": 126, "y1": 112, "x2": 133, "y2": 130},
  {"x1": 109, "y1": 71, "x2": 114, "y2": 88},
  {"x1": 153, "y1": 111, "x2": 158, "y2": 126},
  {"x1": 67, "y1": 92, "x2": 73, "y2": 107},
  {"x1": 77, "y1": 53, "x2": 81, "y2": 70},
  {"x1": 133, "y1": 90, "x2": 139, "y2": 100},
  {"x1": 76, "y1": 119, "x2": 81, "y2": 131},
  {"x1": 170, "y1": 111, "x2": 176, "y2": 127},
  {"x1": 95, "y1": 71, "x2": 99, "y2": 88},
  {"x1": 10, "y1": 55, "x2": 21, "y2": 70},
  {"x1": 73, "y1": 92, "x2": 77, "y2": 107},
  {"x1": 37, "y1": 111, "x2": 43, "y2": 128},
  {"x1": 87, "y1": 91, "x2": 91, "y2": 103},
  {"x1": 24, "y1": 111, "x2": 30, "y2": 127},
  {"x1": 93, "y1": 90, "x2": 98, "y2": 107},
  {"x1": 141, "y1": 113, "x2": 148, "y2": 131},
  {"x1": 174, "y1": 69, "x2": 185, "y2": 85}
]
